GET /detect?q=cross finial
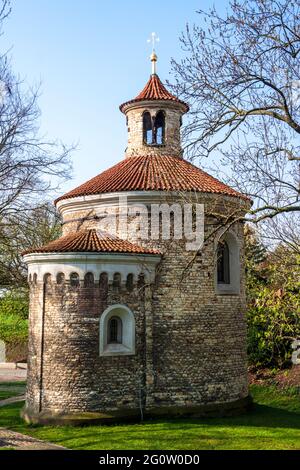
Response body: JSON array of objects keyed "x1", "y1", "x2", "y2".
[
  {"x1": 147, "y1": 32, "x2": 160, "y2": 52},
  {"x1": 147, "y1": 32, "x2": 159, "y2": 75}
]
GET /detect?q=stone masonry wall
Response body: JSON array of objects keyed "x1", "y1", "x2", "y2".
[
  {"x1": 26, "y1": 192, "x2": 249, "y2": 417},
  {"x1": 149, "y1": 223, "x2": 248, "y2": 408},
  {"x1": 125, "y1": 102, "x2": 184, "y2": 158},
  {"x1": 26, "y1": 274, "x2": 148, "y2": 414},
  {"x1": 60, "y1": 193, "x2": 246, "y2": 237},
  {"x1": 26, "y1": 284, "x2": 43, "y2": 413}
]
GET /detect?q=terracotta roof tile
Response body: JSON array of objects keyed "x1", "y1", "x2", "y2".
[
  {"x1": 120, "y1": 74, "x2": 189, "y2": 112},
  {"x1": 22, "y1": 229, "x2": 160, "y2": 256},
  {"x1": 55, "y1": 155, "x2": 249, "y2": 204}
]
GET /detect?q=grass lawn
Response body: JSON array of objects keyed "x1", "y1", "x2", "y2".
[{"x1": 0, "y1": 385, "x2": 299, "y2": 450}]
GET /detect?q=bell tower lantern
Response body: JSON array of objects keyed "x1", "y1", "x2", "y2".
[{"x1": 119, "y1": 52, "x2": 189, "y2": 158}]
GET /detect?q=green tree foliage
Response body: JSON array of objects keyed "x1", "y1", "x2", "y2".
[
  {"x1": 0, "y1": 203, "x2": 61, "y2": 288},
  {"x1": 246, "y1": 226, "x2": 300, "y2": 368},
  {"x1": 0, "y1": 204, "x2": 61, "y2": 343},
  {"x1": 0, "y1": 289, "x2": 28, "y2": 342}
]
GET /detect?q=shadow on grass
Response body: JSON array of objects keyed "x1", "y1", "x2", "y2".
[
  {"x1": 191, "y1": 403, "x2": 300, "y2": 430},
  {"x1": 0, "y1": 399, "x2": 300, "y2": 450},
  {"x1": 1, "y1": 401, "x2": 300, "y2": 431},
  {"x1": 0, "y1": 403, "x2": 300, "y2": 445}
]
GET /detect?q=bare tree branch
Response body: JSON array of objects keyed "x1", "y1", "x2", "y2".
[{"x1": 171, "y1": 0, "x2": 300, "y2": 222}]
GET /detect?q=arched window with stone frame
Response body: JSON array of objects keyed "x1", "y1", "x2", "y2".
[
  {"x1": 217, "y1": 240, "x2": 230, "y2": 284},
  {"x1": 100, "y1": 304, "x2": 135, "y2": 356},
  {"x1": 154, "y1": 110, "x2": 165, "y2": 145},
  {"x1": 216, "y1": 232, "x2": 240, "y2": 295},
  {"x1": 143, "y1": 111, "x2": 153, "y2": 145}
]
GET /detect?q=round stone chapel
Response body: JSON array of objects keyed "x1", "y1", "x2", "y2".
[{"x1": 22, "y1": 54, "x2": 251, "y2": 425}]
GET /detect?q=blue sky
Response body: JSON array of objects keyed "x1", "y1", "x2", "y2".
[{"x1": 1, "y1": 0, "x2": 223, "y2": 196}]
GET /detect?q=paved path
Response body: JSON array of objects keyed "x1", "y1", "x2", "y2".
[
  {"x1": 0, "y1": 428, "x2": 66, "y2": 450},
  {"x1": 0, "y1": 393, "x2": 66, "y2": 450},
  {"x1": 0, "y1": 364, "x2": 27, "y2": 383}
]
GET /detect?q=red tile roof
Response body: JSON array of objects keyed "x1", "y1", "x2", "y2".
[
  {"x1": 120, "y1": 74, "x2": 189, "y2": 112},
  {"x1": 22, "y1": 229, "x2": 160, "y2": 256},
  {"x1": 55, "y1": 155, "x2": 249, "y2": 204}
]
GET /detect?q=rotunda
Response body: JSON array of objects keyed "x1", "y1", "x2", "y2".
[{"x1": 22, "y1": 54, "x2": 251, "y2": 424}]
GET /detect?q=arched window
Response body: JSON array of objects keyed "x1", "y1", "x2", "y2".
[
  {"x1": 100, "y1": 304, "x2": 135, "y2": 356},
  {"x1": 217, "y1": 241, "x2": 230, "y2": 284},
  {"x1": 113, "y1": 272, "x2": 121, "y2": 290},
  {"x1": 107, "y1": 316, "x2": 122, "y2": 344},
  {"x1": 99, "y1": 272, "x2": 108, "y2": 300},
  {"x1": 216, "y1": 232, "x2": 240, "y2": 295},
  {"x1": 56, "y1": 272, "x2": 65, "y2": 285},
  {"x1": 70, "y1": 272, "x2": 80, "y2": 287},
  {"x1": 154, "y1": 111, "x2": 165, "y2": 145},
  {"x1": 126, "y1": 273, "x2": 134, "y2": 292},
  {"x1": 43, "y1": 273, "x2": 52, "y2": 285},
  {"x1": 84, "y1": 272, "x2": 94, "y2": 287},
  {"x1": 137, "y1": 273, "x2": 146, "y2": 299},
  {"x1": 143, "y1": 112, "x2": 153, "y2": 144},
  {"x1": 138, "y1": 273, "x2": 145, "y2": 287}
]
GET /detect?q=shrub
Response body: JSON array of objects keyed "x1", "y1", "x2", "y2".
[
  {"x1": 247, "y1": 287, "x2": 300, "y2": 368},
  {"x1": 245, "y1": 232, "x2": 300, "y2": 369},
  {"x1": 0, "y1": 290, "x2": 28, "y2": 343}
]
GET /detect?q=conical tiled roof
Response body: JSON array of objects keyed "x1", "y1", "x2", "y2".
[
  {"x1": 120, "y1": 74, "x2": 189, "y2": 112},
  {"x1": 22, "y1": 229, "x2": 160, "y2": 255},
  {"x1": 55, "y1": 155, "x2": 249, "y2": 204}
]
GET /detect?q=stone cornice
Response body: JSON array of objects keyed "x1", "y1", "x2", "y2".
[
  {"x1": 24, "y1": 251, "x2": 161, "y2": 283},
  {"x1": 56, "y1": 190, "x2": 250, "y2": 217}
]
